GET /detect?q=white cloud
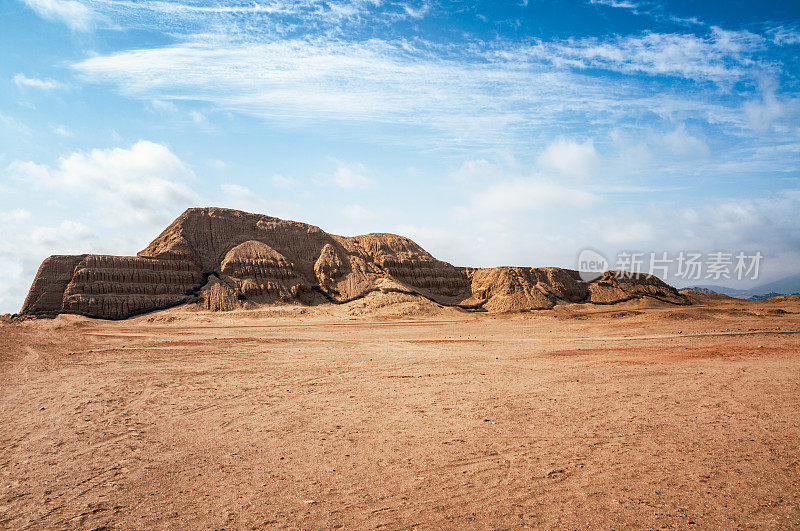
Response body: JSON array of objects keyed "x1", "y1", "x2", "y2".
[
  {"x1": 511, "y1": 28, "x2": 766, "y2": 83},
  {"x1": 74, "y1": 0, "x2": 392, "y2": 32},
  {"x1": 70, "y1": 34, "x2": 726, "y2": 148},
  {"x1": 663, "y1": 126, "x2": 710, "y2": 159},
  {"x1": 61, "y1": 1, "x2": 790, "y2": 157},
  {"x1": 321, "y1": 162, "x2": 375, "y2": 188},
  {"x1": 6, "y1": 140, "x2": 199, "y2": 227},
  {"x1": 431, "y1": 154, "x2": 800, "y2": 280},
  {"x1": 769, "y1": 26, "x2": 800, "y2": 46},
  {"x1": 548, "y1": 209, "x2": 797, "y2": 286},
  {"x1": 403, "y1": 2, "x2": 430, "y2": 19},
  {"x1": 589, "y1": 189, "x2": 800, "y2": 276},
  {"x1": 13, "y1": 73, "x2": 66, "y2": 90},
  {"x1": 20, "y1": 0, "x2": 95, "y2": 31},
  {"x1": 744, "y1": 93, "x2": 800, "y2": 133},
  {"x1": 589, "y1": 0, "x2": 639, "y2": 11},
  {"x1": 31, "y1": 220, "x2": 94, "y2": 247},
  {"x1": 704, "y1": 201, "x2": 763, "y2": 232},
  {"x1": 537, "y1": 139, "x2": 600, "y2": 178}
]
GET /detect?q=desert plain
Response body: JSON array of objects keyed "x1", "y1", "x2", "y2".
[{"x1": 1, "y1": 290, "x2": 799, "y2": 529}]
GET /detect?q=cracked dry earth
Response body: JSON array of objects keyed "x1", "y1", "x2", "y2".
[{"x1": 1, "y1": 296, "x2": 799, "y2": 529}]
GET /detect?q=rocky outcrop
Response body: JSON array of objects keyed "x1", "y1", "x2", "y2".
[
  {"x1": 198, "y1": 275, "x2": 240, "y2": 311},
  {"x1": 21, "y1": 255, "x2": 87, "y2": 316},
  {"x1": 220, "y1": 240, "x2": 311, "y2": 303},
  {"x1": 313, "y1": 243, "x2": 384, "y2": 300},
  {"x1": 23, "y1": 254, "x2": 202, "y2": 319},
  {"x1": 587, "y1": 271, "x2": 687, "y2": 305},
  {"x1": 466, "y1": 267, "x2": 584, "y2": 312},
  {"x1": 21, "y1": 207, "x2": 689, "y2": 318}
]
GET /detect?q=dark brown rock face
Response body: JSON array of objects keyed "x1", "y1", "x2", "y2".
[{"x1": 21, "y1": 207, "x2": 688, "y2": 318}]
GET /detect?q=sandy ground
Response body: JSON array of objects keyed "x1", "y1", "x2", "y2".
[{"x1": 1, "y1": 293, "x2": 799, "y2": 529}]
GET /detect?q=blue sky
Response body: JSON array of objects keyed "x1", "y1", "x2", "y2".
[{"x1": 1, "y1": 0, "x2": 799, "y2": 312}]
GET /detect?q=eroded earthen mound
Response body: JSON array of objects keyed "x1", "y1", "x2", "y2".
[{"x1": 21, "y1": 207, "x2": 688, "y2": 318}]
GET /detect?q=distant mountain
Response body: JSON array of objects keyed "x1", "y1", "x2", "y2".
[
  {"x1": 747, "y1": 273, "x2": 800, "y2": 298},
  {"x1": 684, "y1": 285, "x2": 749, "y2": 298},
  {"x1": 686, "y1": 272, "x2": 800, "y2": 299},
  {"x1": 747, "y1": 292, "x2": 790, "y2": 302}
]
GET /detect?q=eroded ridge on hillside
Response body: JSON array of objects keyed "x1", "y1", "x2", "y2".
[{"x1": 21, "y1": 208, "x2": 688, "y2": 318}]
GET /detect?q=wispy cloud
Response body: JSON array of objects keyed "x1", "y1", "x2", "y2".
[
  {"x1": 402, "y1": 1, "x2": 430, "y2": 19},
  {"x1": 19, "y1": 0, "x2": 95, "y2": 31},
  {"x1": 662, "y1": 126, "x2": 710, "y2": 159},
  {"x1": 319, "y1": 162, "x2": 375, "y2": 189},
  {"x1": 71, "y1": 33, "x2": 751, "y2": 150},
  {"x1": 587, "y1": 0, "x2": 708, "y2": 27},
  {"x1": 149, "y1": 99, "x2": 178, "y2": 112},
  {"x1": 744, "y1": 92, "x2": 800, "y2": 132},
  {"x1": 71, "y1": 0, "x2": 428, "y2": 34},
  {"x1": 0, "y1": 112, "x2": 32, "y2": 135},
  {"x1": 537, "y1": 139, "x2": 600, "y2": 178},
  {"x1": 51, "y1": 124, "x2": 73, "y2": 136},
  {"x1": 64, "y1": 0, "x2": 786, "y2": 154},
  {"x1": 588, "y1": 0, "x2": 640, "y2": 12},
  {"x1": 768, "y1": 26, "x2": 800, "y2": 46},
  {"x1": 37, "y1": 0, "x2": 790, "y2": 175},
  {"x1": 502, "y1": 28, "x2": 768, "y2": 83},
  {"x1": 13, "y1": 73, "x2": 66, "y2": 90}
]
